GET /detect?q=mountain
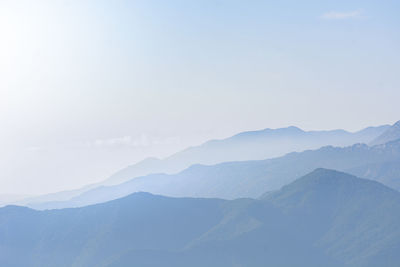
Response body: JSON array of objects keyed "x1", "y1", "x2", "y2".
[
  {"x1": 370, "y1": 120, "x2": 400, "y2": 146},
  {"x1": 12, "y1": 124, "x2": 388, "y2": 208},
  {"x1": 30, "y1": 139, "x2": 400, "y2": 209},
  {"x1": 105, "y1": 125, "x2": 389, "y2": 185},
  {"x1": 2, "y1": 169, "x2": 400, "y2": 267},
  {"x1": 13, "y1": 183, "x2": 98, "y2": 208},
  {"x1": 347, "y1": 161, "x2": 400, "y2": 191},
  {"x1": 259, "y1": 169, "x2": 400, "y2": 267},
  {"x1": 0, "y1": 193, "x2": 226, "y2": 267}
]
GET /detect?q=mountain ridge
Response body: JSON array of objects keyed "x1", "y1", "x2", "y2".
[
  {"x1": 26, "y1": 139, "x2": 400, "y2": 210},
  {"x1": 2, "y1": 169, "x2": 400, "y2": 267},
  {"x1": 370, "y1": 120, "x2": 400, "y2": 146},
  {"x1": 105, "y1": 125, "x2": 389, "y2": 185},
  {"x1": 10, "y1": 124, "x2": 391, "y2": 208}
]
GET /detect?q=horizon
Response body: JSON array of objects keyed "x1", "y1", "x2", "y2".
[
  {"x1": 1, "y1": 0, "x2": 400, "y2": 195},
  {"x1": 1, "y1": 2, "x2": 400, "y2": 266}
]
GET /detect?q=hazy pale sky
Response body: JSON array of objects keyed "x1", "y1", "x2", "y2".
[{"x1": 1, "y1": 0, "x2": 399, "y2": 195}]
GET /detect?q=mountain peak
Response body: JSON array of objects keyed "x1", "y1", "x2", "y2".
[
  {"x1": 263, "y1": 168, "x2": 397, "y2": 204},
  {"x1": 232, "y1": 125, "x2": 305, "y2": 139},
  {"x1": 370, "y1": 120, "x2": 400, "y2": 146},
  {"x1": 288, "y1": 168, "x2": 359, "y2": 186}
]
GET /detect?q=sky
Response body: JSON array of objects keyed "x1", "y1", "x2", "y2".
[{"x1": 0, "y1": 0, "x2": 399, "y2": 195}]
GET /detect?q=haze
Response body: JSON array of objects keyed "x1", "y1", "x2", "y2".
[{"x1": 1, "y1": 0, "x2": 399, "y2": 195}]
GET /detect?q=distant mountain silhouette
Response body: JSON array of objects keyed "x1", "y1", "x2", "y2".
[
  {"x1": 16, "y1": 183, "x2": 98, "y2": 208},
  {"x1": 370, "y1": 120, "x2": 400, "y2": 146},
  {"x1": 13, "y1": 124, "x2": 390, "y2": 208},
  {"x1": 2, "y1": 169, "x2": 400, "y2": 267},
  {"x1": 105, "y1": 125, "x2": 389, "y2": 185},
  {"x1": 29, "y1": 139, "x2": 400, "y2": 209}
]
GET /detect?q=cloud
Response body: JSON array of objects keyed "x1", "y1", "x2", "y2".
[
  {"x1": 93, "y1": 136, "x2": 135, "y2": 147},
  {"x1": 320, "y1": 9, "x2": 363, "y2": 20},
  {"x1": 89, "y1": 135, "x2": 181, "y2": 148}
]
